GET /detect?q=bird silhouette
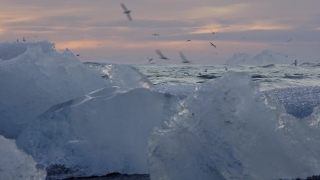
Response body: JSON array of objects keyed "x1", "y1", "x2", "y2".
[
  {"x1": 210, "y1": 42, "x2": 216, "y2": 48},
  {"x1": 153, "y1": 34, "x2": 160, "y2": 36},
  {"x1": 155, "y1": 50, "x2": 169, "y2": 60},
  {"x1": 23, "y1": 37, "x2": 26, "y2": 42},
  {"x1": 121, "y1": 3, "x2": 132, "y2": 21},
  {"x1": 186, "y1": 40, "x2": 191, "y2": 42},
  {"x1": 287, "y1": 39, "x2": 292, "y2": 42},
  {"x1": 76, "y1": 54, "x2": 80, "y2": 56},
  {"x1": 147, "y1": 57, "x2": 153, "y2": 62},
  {"x1": 210, "y1": 30, "x2": 215, "y2": 34},
  {"x1": 179, "y1": 52, "x2": 191, "y2": 64}
]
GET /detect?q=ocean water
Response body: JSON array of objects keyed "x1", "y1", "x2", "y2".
[{"x1": 133, "y1": 63, "x2": 320, "y2": 91}]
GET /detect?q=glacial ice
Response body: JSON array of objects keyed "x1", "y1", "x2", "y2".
[
  {"x1": 0, "y1": 135, "x2": 47, "y2": 180},
  {"x1": 0, "y1": 42, "x2": 108, "y2": 139},
  {"x1": 148, "y1": 72, "x2": 320, "y2": 180},
  {"x1": 16, "y1": 87, "x2": 180, "y2": 179}
]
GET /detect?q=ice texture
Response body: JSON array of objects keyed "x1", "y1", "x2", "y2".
[
  {"x1": 0, "y1": 135, "x2": 46, "y2": 180},
  {"x1": 266, "y1": 86, "x2": 320, "y2": 118},
  {"x1": 84, "y1": 62, "x2": 154, "y2": 91},
  {"x1": 148, "y1": 71, "x2": 320, "y2": 180},
  {"x1": 16, "y1": 87, "x2": 180, "y2": 179},
  {"x1": 0, "y1": 42, "x2": 107, "y2": 139}
]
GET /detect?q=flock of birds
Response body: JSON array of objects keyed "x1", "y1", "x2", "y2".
[
  {"x1": 15, "y1": 3, "x2": 295, "y2": 66},
  {"x1": 120, "y1": 3, "x2": 217, "y2": 64}
]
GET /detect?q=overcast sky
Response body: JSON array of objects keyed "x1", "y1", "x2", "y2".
[{"x1": 0, "y1": 0, "x2": 319, "y2": 64}]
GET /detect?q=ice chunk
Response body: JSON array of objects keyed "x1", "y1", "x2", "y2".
[
  {"x1": 84, "y1": 62, "x2": 154, "y2": 91},
  {"x1": 0, "y1": 135, "x2": 46, "y2": 180},
  {"x1": 0, "y1": 40, "x2": 55, "y2": 60},
  {"x1": 16, "y1": 87, "x2": 180, "y2": 179},
  {"x1": 0, "y1": 43, "x2": 108, "y2": 139},
  {"x1": 148, "y1": 72, "x2": 320, "y2": 180}
]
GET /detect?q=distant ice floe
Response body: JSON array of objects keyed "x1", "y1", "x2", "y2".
[
  {"x1": 148, "y1": 72, "x2": 320, "y2": 180},
  {"x1": 0, "y1": 135, "x2": 46, "y2": 180},
  {"x1": 226, "y1": 50, "x2": 295, "y2": 65},
  {"x1": 225, "y1": 52, "x2": 252, "y2": 65}
]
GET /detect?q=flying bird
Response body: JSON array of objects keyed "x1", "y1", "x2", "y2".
[
  {"x1": 179, "y1": 51, "x2": 191, "y2": 64},
  {"x1": 287, "y1": 39, "x2": 292, "y2": 42},
  {"x1": 210, "y1": 30, "x2": 215, "y2": 34},
  {"x1": 23, "y1": 37, "x2": 26, "y2": 42},
  {"x1": 76, "y1": 54, "x2": 80, "y2": 56},
  {"x1": 210, "y1": 42, "x2": 216, "y2": 48},
  {"x1": 186, "y1": 40, "x2": 191, "y2": 42},
  {"x1": 121, "y1": 3, "x2": 132, "y2": 21},
  {"x1": 155, "y1": 50, "x2": 169, "y2": 60},
  {"x1": 153, "y1": 34, "x2": 160, "y2": 36},
  {"x1": 147, "y1": 57, "x2": 153, "y2": 62}
]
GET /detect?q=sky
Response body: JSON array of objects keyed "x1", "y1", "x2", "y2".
[{"x1": 0, "y1": 0, "x2": 319, "y2": 64}]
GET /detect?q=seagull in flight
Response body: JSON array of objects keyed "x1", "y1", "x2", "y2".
[
  {"x1": 147, "y1": 57, "x2": 153, "y2": 62},
  {"x1": 210, "y1": 30, "x2": 215, "y2": 34},
  {"x1": 153, "y1": 34, "x2": 160, "y2": 36},
  {"x1": 179, "y1": 51, "x2": 192, "y2": 64},
  {"x1": 121, "y1": 3, "x2": 132, "y2": 21},
  {"x1": 210, "y1": 42, "x2": 216, "y2": 48},
  {"x1": 156, "y1": 50, "x2": 169, "y2": 60},
  {"x1": 287, "y1": 39, "x2": 292, "y2": 42},
  {"x1": 186, "y1": 40, "x2": 191, "y2": 42}
]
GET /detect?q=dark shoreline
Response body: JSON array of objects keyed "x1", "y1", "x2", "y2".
[
  {"x1": 53, "y1": 173, "x2": 150, "y2": 180},
  {"x1": 45, "y1": 172, "x2": 320, "y2": 180}
]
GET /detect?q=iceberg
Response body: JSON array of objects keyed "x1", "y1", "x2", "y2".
[
  {"x1": 16, "y1": 87, "x2": 180, "y2": 179},
  {"x1": 0, "y1": 42, "x2": 108, "y2": 139},
  {"x1": 0, "y1": 135, "x2": 46, "y2": 180},
  {"x1": 226, "y1": 50, "x2": 295, "y2": 65},
  {"x1": 225, "y1": 53, "x2": 252, "y2": 65},
  {"x1": 249, "y1": 50, "x2": 294, "y2": 65},
  {"x1": 148, "y1": 72, "x2": 320, "y2": 180}
]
